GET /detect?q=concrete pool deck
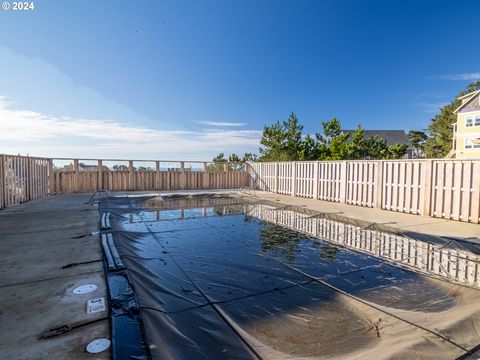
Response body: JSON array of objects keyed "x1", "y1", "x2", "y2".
[
  {"x1": 1, "y1": 190, "x2": 479, "y2": 359},
  {"x1": 0, "y1": 194, "x2": 109, "y2": 360}
]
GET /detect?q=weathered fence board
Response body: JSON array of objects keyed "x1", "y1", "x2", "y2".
[
  {"x1": 51, "y1": 169, "x2": 248, "y2": 194},
  {"x1": 318, "y1": 162, "x2": 339, "y2": 202},
  {"x1": 0, "y1": 155, "x2": 51, "y2": 208},
  {"x1": 429, "y1": 160, "x2": 480, "y2": 223},
  {"x1": 249, "y1": 159, "x2": 480, "y2": 223},
  {"x1": 1, "y1": 155, "x2": 248, "y2": 209}
]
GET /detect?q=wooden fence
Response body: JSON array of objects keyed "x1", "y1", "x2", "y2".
[
  {"x1": 248, "y1": 159, "x2": 480, "y2": 224},
  {"x1": 0, "y1": 155, "x2": 248, "y2": 209},
  {"x1": 50, "y1": 159, "x2": 248, "y2": 194},
  {"x1": 4, "y1": 154, "x2": 479, "y2": 224},
  {"x1": 249, "y1": 204, "x2": 480, "y2": 287},
  {"x1": 0, "y1": 155, "x2": 51, "y2": 209},
  {"x1": 52, "y1": 169, "x2": 247, "y2": 194}
]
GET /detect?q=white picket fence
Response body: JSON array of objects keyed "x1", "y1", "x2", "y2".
[
  {"x1": 248, "y1": 159, "x2": 480, "y2": 224},
  {"x1": 248, "y1": 204, "x2": 480, "y2": 287}
]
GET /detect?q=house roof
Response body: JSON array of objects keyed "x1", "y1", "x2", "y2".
[
  {"x1": 454, "y1": 90, "x2": 480, "y2": 113},
  {"x1": 342, "y1": 130, "x2": 412, "y2": 147},
  {"x1": 458, "y1": 90, "x2": 480, "y2": 100}
]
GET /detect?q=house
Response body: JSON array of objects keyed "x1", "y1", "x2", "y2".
[
  {"x1": 450, "y1": 90, "x2": 480, "y2": 159},
  {"x1": 342, "y1": 129, "x2": 417, "y2": 158}
]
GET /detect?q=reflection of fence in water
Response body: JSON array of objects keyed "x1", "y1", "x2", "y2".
[
  {"x1": 126, "y1": 204, "x2": 249, "y2": 224},
  {"x1": 248, "y1": 204, "x2": 480, "y2": 288}
]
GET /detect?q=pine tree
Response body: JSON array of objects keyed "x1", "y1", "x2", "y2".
[
  {"x1": 259, "y1": 112, "x2": 305, "y2": 161},
  {"x1": 407, "y1": 130, "x2": 427, "y2": 158}
]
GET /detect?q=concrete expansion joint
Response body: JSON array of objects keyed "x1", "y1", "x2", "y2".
[{"x1": 38, "y1": 317, "x2": 108, "y2": 340}]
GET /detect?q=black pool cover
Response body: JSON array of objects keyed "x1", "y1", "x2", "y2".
[{"x1": 99, "y1": 195, "x2": 480, "y2": 360}]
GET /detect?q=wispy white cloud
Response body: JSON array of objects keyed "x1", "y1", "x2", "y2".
[
  {"x1": 0, "y1": 98, "x2": 261, "y2": 160},
  {"x1": 432, "y1": 72, "x2": 480, "y2": 81},
  {"x1": 414, "y1": 102, "x2": 447, "y2": 114},
  {"x1": 193, "y1": 121, "x2": 247, "y2": 127}
]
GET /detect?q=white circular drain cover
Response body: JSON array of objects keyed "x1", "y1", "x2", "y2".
[
  {"x1": 86, "y1": 338, "x2": 110, "y2": 353},
  {"x1": 73, "y1": 284, "x2": 97, "y2": 295}
]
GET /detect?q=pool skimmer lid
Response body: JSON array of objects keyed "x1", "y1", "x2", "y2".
[
  {"x1": 86, "y1": 338, "x2": 110, "y2": 353},
  {"x1": 73, "y1": 284, "x2": 97, "y2": 295}
]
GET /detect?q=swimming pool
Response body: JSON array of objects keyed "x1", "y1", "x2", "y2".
[{"x1": 99, "y1": 194, "x2": 480, "y2": 359}]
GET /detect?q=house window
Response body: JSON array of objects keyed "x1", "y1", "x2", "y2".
[
  {"x1": 476, "y1": 116, "x2": 480, "y2": 126},
  {"x1": 465, "y1": 138, "x2": 480, "y2": 149},
  {"x1": 466, "y1": 117, "x2": 473, "y2": 127}
]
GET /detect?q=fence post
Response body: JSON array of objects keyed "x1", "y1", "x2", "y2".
[
  {"x1": 25, "y1": 155, "x2": 33, "y2": 201},
  {"x1": 202, "y1": 162, "x2": 209, "y2": 189},
  {"x1": 73, "y1": 159, "x2": 80, "y2": 193},
  {"x1": 258, "y1": 163, "x2": 263, "y2": 190},
  {"x1": 274, "y1": 163, "x2": 279, "y2": 193},
  {"x1": 471, "y1": 162, "x2": 480, "y2": 224},
  {"x1": 179, "y1": 161, "x2": 186, "y2": 190},
  {"x1": 224, "y1": 163, "x2": 230, "y2": 189},
  {"x1": 313, "y1": 161, "x2": 319, "y2": 199},
  {"x1": 374, "y1": 161, "x2": 383, "y2": 208},
  {"x1": 291, "y1": 162, "x2": 297, "y2": 196},
  {"x1": 155, "y1": 161, "x2": 160, "y2": 190},
  {"x1": 97, "y1": 160, "x2": 103, "y2": 190},
  {"x1": 128, "y1": 160, "x2": 134, "y2": 191},
  {"x1": 47, "y1": 159, "x2": 54, "y2": 195},
  {"x1": 25, "y1": 156, "x2": 31, "y2": 201},
  {"x1": 421, "y1": 160, "x2": 433, "y2": 216},
  {"x1": 339, "y1": 161, "x2": 347, "y2": 203},
  {"x1": 0, "y1": 155, "x2": 5, "y2": 208}
]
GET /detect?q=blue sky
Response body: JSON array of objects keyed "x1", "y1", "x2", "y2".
[{"x1": 1, "y1": 0, "x2": 479, "y2": 160}]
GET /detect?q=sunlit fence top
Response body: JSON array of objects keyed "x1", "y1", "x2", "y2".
[{"x1": 51, "y1": 157, "x2": 246, "y2": 173}]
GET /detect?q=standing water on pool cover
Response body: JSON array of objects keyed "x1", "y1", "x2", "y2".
[{"x1": 100, "y1": 196, "x2": 480, "y2": 360}]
